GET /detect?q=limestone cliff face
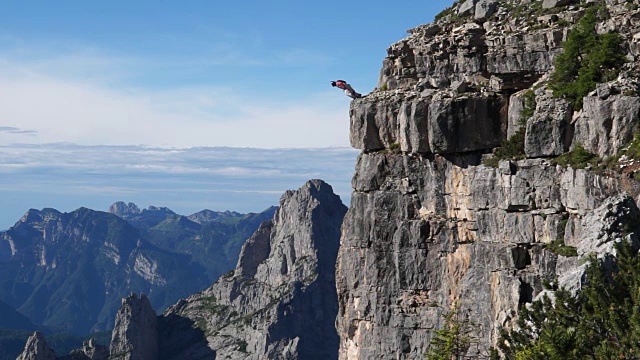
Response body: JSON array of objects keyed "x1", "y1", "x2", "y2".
[
  {"x1": 159, "y1": 179, "x2": 347, "y2": 359},
  {"x1": 337, "y1": 0, "x2": 640, "y2": 358}
]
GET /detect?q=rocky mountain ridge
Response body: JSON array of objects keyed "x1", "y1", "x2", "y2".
[
  {"x1": 0, "y1": 203, "x2": 274, "y2": 336},
  {"x1": 17, "y1": 180, "x2": 347, "y2": 360}
]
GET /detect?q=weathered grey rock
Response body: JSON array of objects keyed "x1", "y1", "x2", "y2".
[
  {"x1": 429, "y1": 94, "x2": 506, "y2": 153},
  {"x1": 573, "y1": 94, "x2": 640, "y2": 157},
  {"x1": 337, "y1": 148, "x2": 624, "y2": 359},
  {"x1": 560, "y1": 194, "x2": 640, "y2": 292},
  {"x1": 63, "y1": 339, "x2": 109, "y2": 360},
  {"x1": 235, "y1": 220, "x2": 273, "y2": 278},
  {"x1": 407, "y1": 23, "x2": 441, "y2": 37},
  {"x1": 524, "y1": 90, "x2": 572, "y2": 157},
  {"x1": 507, "y1": 89, "x2": 528, "y2": 138},
  {"x1": 350, "y1": 92, "x2": 506, "y2": 154},
  {"x1": 542, "y1": 0, "x2": 572, "y2": 9},
  {"x1": 450, "y1": 80, "x2": 468, "y2": 93},
  {"x1": 109, "y1": 294, "x2": 158, "y2": 360},
  {"x1": 17, "y1": 332, "x2": 56, "y2": 360},
  {"x1": 341, "y1": 1, "x2": 640, "y2": 359},
  {"x1": 458, "y1": 0, "x2": 479, "y2": 17},
  {"x1": 475, "y1": 0, "x2": 498, "y2": 21},
  {"x1": 161, "y1": 180, "x2": 347, "y2": 360}
]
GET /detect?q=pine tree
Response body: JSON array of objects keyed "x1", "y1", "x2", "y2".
[
  {"x1": 426, "y1": 306, "x2": 483, "y2": 360},
  {"x1": 497, "y1": 241, "x2": 640, "y2": 359}
]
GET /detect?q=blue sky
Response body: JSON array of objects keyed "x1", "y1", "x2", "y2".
[{"x1": 0, "y1": 1, "x2": 451, "y2": 228}]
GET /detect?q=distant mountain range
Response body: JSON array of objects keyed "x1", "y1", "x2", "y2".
[{"x1": 0, "y1": 202, "x2": 276, "y2": 335}]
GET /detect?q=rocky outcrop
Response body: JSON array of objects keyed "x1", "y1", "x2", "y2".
[
  {"x1": 542, "y1": 0, "x2": 573, "y2": 9},
  {"x1": 17, "y1": 332, "x2": 56, "y2": 360},
  {"x1": 62, "y1": 340, "x2": 109, "y2": 360},
  {"x1": 350, "y1": 91, "x2": 506, "y2": 153},
  {"x1": 109, "y1": 294, "x2": 158, "y2": 360},
  {"x1": 559, "y1": 193, "x2": 640, "y2": 292},
  {"x1": 108, "y1": 202, "x2": 141, "y2": 217},
  {"x1": 337, "y1": 0, "x2": 640, "y2": 359},
  {"x1": 160, "y1": 180, "x2": 347, "y2": 360},
  {"x1": 235, "y1": 221, "x2": 273, "y2": 278},
  {"x1": 573, "y1": 91, "x2": 640, "y2": 157},
  {"x1": 524, "y1": 89, "x2": 572, "y2": 157}
]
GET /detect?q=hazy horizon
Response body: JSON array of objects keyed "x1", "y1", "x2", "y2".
[{"x1": 0, "y1": 143, "x2": 358, "y2": 230}]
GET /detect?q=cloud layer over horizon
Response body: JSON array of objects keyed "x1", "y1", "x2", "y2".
[{"x1": 0, "y1": 143, "x2": 358, "y2": 230}]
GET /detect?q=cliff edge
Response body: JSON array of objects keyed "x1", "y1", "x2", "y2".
[{"x1": 337, "y1": 0, "x2": 640, "y2": 358}]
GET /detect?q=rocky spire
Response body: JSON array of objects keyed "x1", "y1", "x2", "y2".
[
  {"x1": 160, "y1": 179, "x2": 347, "y2": 359},
  {"x1": 16, "y1": 332, "x2": 56, "y2": 360},
  {"x1": 109, "y1": 294, "x2": 158, "y2": 360}
]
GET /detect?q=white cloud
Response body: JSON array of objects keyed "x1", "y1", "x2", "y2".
[
  {"x1": 0, "y1": 43, "x2": 350, "y2": 148},
  {"x1": 0, "y1": 126, "x2": 37, "y2": 135},
  {"x1": 0, "y1": 144, "x2": 358, "y2": 229},
  {"x1": 0, "y1": 72, "x2": 351, "y2": 148}
]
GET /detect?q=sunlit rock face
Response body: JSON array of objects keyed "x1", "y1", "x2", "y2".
[{"x1": 337, "y1": 0, "x2": 640, "y2": 358}]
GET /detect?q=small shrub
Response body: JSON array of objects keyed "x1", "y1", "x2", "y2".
[
  {"x1": 498, "y1": 241, "x2": 640, "y2": 359},
  {"x1": 483, "y1": 156, "x2": 500, "y2": 168},
  {"x1": 379, "y1": 83, "x2": 388, "y2": 91},
  {"x1": 552, "y1": 143, "x2": 599, "y2": 169},
  {"x1": 237, "y1": 340, "x2": 248, "y2": 353},
  {"x1": 545, "y1": 239, "x2": 578, "y2": 257},
  {"x1": 620, "y1": 133, "x2": 640, "y2": 160},
  {"x1": 434, "y1": 0, "x2": 462, "y2": 21}
]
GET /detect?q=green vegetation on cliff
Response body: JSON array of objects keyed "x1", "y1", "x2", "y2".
[
  {"x1": 551, "y1": 143, "x2": 599, "y2": 169},
  {"x1": 549, "y1": 5, "x2": 625, "y2": 109},
  {"x1": 484, "y1": 91, "x2": 535, "y2": 167},
  {"x1": 497, "y1": 241, "x2": 640, "y2": 359}
]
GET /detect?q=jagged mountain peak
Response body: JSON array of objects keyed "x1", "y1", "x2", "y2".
[
  {"x1": 18, "y1": 208, "x2": 62, "y2": 225},
  {"x1": 158, "y1": 180, "x2": 347, "y2": 359},
  {"x1": 0, "y1": 201, "x2": 276, "y2": 337},
  {"x1": 108, "y1": 201, "x2": 142, "y2": 216},
  {"x1": 16, "y1": 331, "x2": 56, "y2": 360},
  {"x1": 109, "y1": 293, "x2": 158, "y2": 360}
]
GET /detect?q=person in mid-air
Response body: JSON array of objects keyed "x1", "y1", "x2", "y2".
[{"x1": 331, "y1": 80, "x2": 362, "y2": 99}]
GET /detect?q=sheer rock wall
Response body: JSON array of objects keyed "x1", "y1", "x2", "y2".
[{"x1": 337, "y1": 0, "x2": 640, "y2": 358}]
